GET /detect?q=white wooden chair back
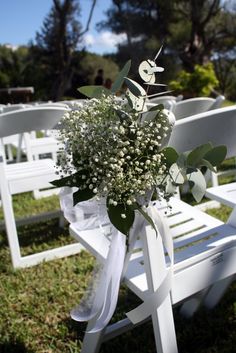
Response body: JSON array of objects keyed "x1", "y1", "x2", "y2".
[
  {"x1": 0, "y1": 106, "x2": 68, "y2": 138},
  {"x1": 1, "y1": 104, "x2": 31, "y2": 113},
  {"x1": 172, "y1": 96, "x2": 224, "y2": 120},
  {"x1": 148, "y1": 95, "x2": 179, "y2": 110},
  {"x1": 0, "y1": 106, "x2": 83, "y2": 269},
  {"x1": 169, "y1": 105, "x2": 236, "y2": 159},
  {"x1": 0, "y1": 106, "x2": 68, "y2": 163},
  {"x1": 37, "y1": 102, "x2": 70, "y2": 108},
  {"x1": 59, "y1": 99, "x2": 87, "y2": 108}
]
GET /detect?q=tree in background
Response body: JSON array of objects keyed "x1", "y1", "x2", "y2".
[
  {"x1": 34, "y1": 0, "x2": 96, "y2": 100},
  {"x1": 0, "y1": 45, "x2": 30, "y2": 88},
  {"x1": 1, "y1": 0, "x2": 235, "y2": 101},
  {"x1": 171, "y1": 0, "x2": 236, "y2": 71},
  {"x1": 99, "y1": 0, "x2": 236, "y2": 98},
  {"x1": 98, "y1": 0, "x2": 174, "y2": 77},
  {"x1": 214, "y1": 55, "x2": 236, "y2": 100}
]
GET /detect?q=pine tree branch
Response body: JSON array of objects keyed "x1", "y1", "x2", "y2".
[
  {"x1": 201, "y1": 0, "x2": 221, "y2": 27},
  {"x1": 80, "y1": 0, "x2": 97, "y2": 36}
]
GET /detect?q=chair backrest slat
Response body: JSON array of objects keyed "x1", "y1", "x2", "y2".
[
  {"x1": 0, "y1": 107, "x2": 69, "y2": 138},
  {"x1": 168, "y1": 106, "x2": 236, "y2": 159},
  {"x1": 172, "y1": 96, "x2": 225, "y2": 120}
]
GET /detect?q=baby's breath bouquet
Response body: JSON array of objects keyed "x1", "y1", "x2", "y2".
[{"x1": 52, "y1": 50, "x2": 226, "y2": 236}]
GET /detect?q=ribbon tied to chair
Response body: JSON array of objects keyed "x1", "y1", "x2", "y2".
[{"x1": 60, "y1": 187, "x2": 173, "y2": 332}]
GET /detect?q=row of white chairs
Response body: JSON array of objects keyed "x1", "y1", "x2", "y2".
[
  {"x1": 148, "y1": 95, "x2": 225, "y2": 119},
  {"x1": 0, "y1": 101, "x2": 235, "y2": 351},
  {"x1": 0, "y1": 102, "x2": 235, "y2": 269}
]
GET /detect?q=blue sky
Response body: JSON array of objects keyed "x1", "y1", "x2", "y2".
[{"x1": 0, "y1": 0, "x2": 125, "y2": 54}]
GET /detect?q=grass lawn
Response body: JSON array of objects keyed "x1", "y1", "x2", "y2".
[{"x1": 0, "y1": 189, "x2": 235, "y2": 352}]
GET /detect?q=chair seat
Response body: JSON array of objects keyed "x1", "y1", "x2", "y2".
[
  {"x1": 30, "y1": 136, "x2": 60, "y2": 152},
  {"x1": 70, "y1": 197, "x2": 236, "y2": 304},
  {"x1": 6, "y1": 158, "x2": 58, "y2": 194},
  {"x1": 206, "y1": 182, "x2": 236, "y2": 208}
]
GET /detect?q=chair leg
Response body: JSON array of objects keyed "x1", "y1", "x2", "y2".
[
  {"x1": 6, "y1": 144, "x2": 13, "y2": 161},
  {"x1": 142, "y1": 225, "x2": 178, "y2": 353},
  {"x1": 16, "y1": 133, "x2": 24, "y2": 163},
  {"x1": 203, "y1": 275, "x2": 235, "y2": 309},
  {"x1": 0, "y1": 164, "x2": 22, "y2": 268},
  {"x1": 152, "y1": 295, "x2": 178, "y2": 353},
  {"x1": 210, "y1": 170, "x2": 219, "y2": 187},
  {"x1": 179, "y1": 288, "x2": 209, "y2": 318},
  {"x1": 80, "y1": 317, "x2": 105, "y2": 353}
]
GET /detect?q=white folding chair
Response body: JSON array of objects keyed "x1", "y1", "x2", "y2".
[
  {"x1": 206, "y1": 182, "x2": 236, "y2": 209},
  {"x1": 172, "y1": 95, "x2": 225, "y2": 120},
  {"x1": 171, "y1": 104, "x2": 234, "y2": 198},
  {"x1": 0, "y1": 107, "x2": 83, "y2": 269},
  {"x1": 1, "y1": 103, "x2": 30, "y2": 113},
  {"x1": 148, "y1": 95, "x2": 182, "y2": 110},
  {"x1": 1, "y1": 104, "x2": 33, "y2": 162},
  {"x1": 13, "y1": 103, "x2": 69, "y2": 163},
  {"x1": 205, "y1": 181, "x2": 236, "y2": 297},
  {"x1": 69, "y1": 105, "x2": 236, "y2": 353}
]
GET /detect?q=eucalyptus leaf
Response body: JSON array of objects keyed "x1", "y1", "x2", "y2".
[
  {"x1": 169, "y1": 163, "x2": 185, "y2": 184},
  {"x1": 162, "y1": 147, "x2": 179, "y2": 168},
  {"x1": 187, "y1": 143, "x2": 213, "y2": 167},
  {"x1": 51, "y1": 168, "x2": 90, "y2": 188},
  {"x1": 51, "y1": 175, "x2": 72, "y2": 188},
  {"x1": 51, "y1": 173, "x2": 80, "y2": 187},
  {"x1": 154, "y1": 45, "x2": 163, "y2": 61},
  {"x1": 146, "y1": 90, "x2": 173, "y2": 98},
  {"x1": 138, "y1": 60, "x2": 156, "y2": 83},
  {"x1": 148, "y1": 104, "x2": 164, "y2": 111},
  {"x1": 107, "y1": 199, "x2": 135, "y2": 236},
  {"x1": 148, "y1": 66, "x2": 164, "y2": 74},
  {"x1": 200, "y1": 159, "x2": 217, "y2": 172},
  {"x1": 143, "y1": 83, "x2": 167, "y2": 87},
  {"x1": 204, "y1": 145, "x2": 227, "y2": 167},
  {"x1": 111, "y1": 60, "x2": 131, "y2": 93},
  {"x1": 136, "y1": 205, "x2": 157, "y2": 236},
  {"x1": 176, "y1": 153, "x2": 187, "y2": 168},
  {"x1": 114, "y1": 108, "x2": 131, "y2": 121},
  {"x1": 124, "y1": 77, "x2": 146, "y2": 97},
  {"x1": 188, "y1": 169, "x2": 206, "y2": 202},
  {"x1": 126, "y1": 90, "x2": 147, "y2": 112},
  {"x1": 165, "y1": 176, "x2": 178, "y2": 195},
  {"x1": 73, "y1": 188, "x2": 95, "y2": 205},
  {"x1": 142, "y1": 110, "x2": 158, "y2": 123},
  {"x1": 78, "y1": 85, "x2": 110, "y2": 98}
]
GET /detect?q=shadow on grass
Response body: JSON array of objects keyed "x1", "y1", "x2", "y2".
[
  {"x1": 64, "y1": 283, "x2": 236, "y2": 353},
  {"x1": 175, "y1": 282, "x2": 236, "y2": 353},
  {"x1": 0, "y1": 339, "x2": 34, "y2": 353},
  {"x1": 0, "y1": 218, "x2": 73, "y2": 253}
]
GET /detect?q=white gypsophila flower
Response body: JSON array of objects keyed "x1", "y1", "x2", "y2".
[{"x1": 56, "y1": 94, "x2": 172, "y2": 206}]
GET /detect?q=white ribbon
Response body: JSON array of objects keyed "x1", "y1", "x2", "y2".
[
  {"x1": 60, "y1": 187, "x2": 126, "y2": 333},
  {"x1": 60, "y1": 187, "x2": 173, "y2": 332},
  {"x1": 71, "y1": 226, "x2": 126, "y2": 333},
  {"x1": 126, "y1": 204, "x2": 173, "y2": 324}
]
